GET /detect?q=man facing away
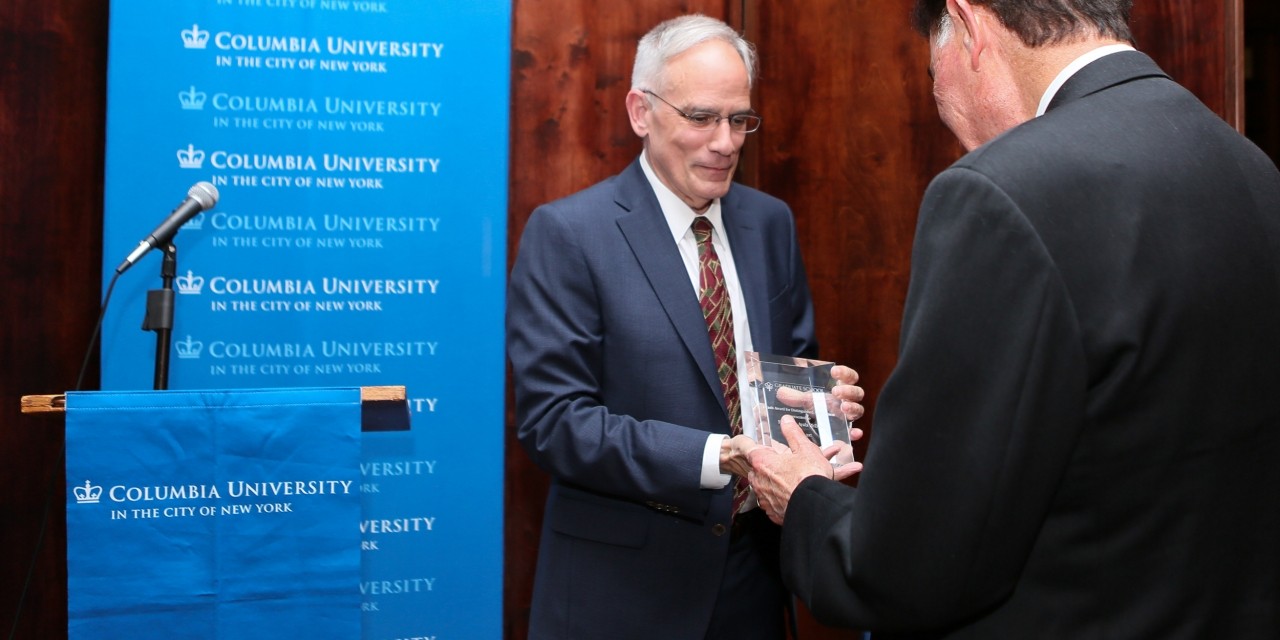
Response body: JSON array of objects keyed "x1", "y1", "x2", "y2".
[
  {"x1": 748, "y1": 1, "x2": 1280, "y2": 638},
  {"x1": 507, "y1": 13, "x2": 859, "y2": 640}
]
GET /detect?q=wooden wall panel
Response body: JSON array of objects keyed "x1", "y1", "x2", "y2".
[
  {"x1": 1131, "y1": 0, "x2": 1242, "y2": 127},
  {"x1": 0, "y1": 1, "x2": 109, "y2": 638}
]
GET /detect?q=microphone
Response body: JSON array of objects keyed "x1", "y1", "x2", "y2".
[{"x1": 115, "y1": 181, "x2": 219, "y2": 274}]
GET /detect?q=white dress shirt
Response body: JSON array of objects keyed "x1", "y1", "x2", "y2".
[{"x1": 1036, "y1": 44, "x2": 1136, "y2": 117}]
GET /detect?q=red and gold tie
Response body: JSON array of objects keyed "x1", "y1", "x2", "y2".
[{"x1": 692, "y1": 217, "x2": 749, "y2": 514}]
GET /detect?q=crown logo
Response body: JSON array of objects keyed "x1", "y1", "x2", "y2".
[
  {"x1": 74, "y1": 480, "x2": 103, "y2": 504},
  {"x1": 177, "y1": 144, "x2": 205, "y2": 169},
  {"x1": 183, "y1": 212, "x2": 205, "y2": 231},
  {"x1": 178, "y1": 86, "x2": 207, "y2": 110},
  {"x1": 175, "y1": 336, "x2": 204, "y2": 359},
  {"x1": 176, "y1": 271, "x2": 205, "y2": 295},
  {"x1": 181, "y1": 24, "x2": 210, "y2": 49}
]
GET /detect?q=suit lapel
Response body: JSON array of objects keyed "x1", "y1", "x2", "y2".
[
  {"x1": 1047, "y1": 51, "x2": 1171, "y2": 113},
  {"x1": 613, "y1": 161, "x2": 725, "y2": 405},
  {"x1": 721, "y1": 187, "x2": 773, "y2": 353}
]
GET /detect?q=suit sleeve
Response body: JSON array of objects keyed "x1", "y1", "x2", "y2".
[
  {"x1": 506, "y1": 203, "x2": 714, "y2": 516},
  {"x1": 781, "y1": 168, "x2": 1089, "y2": 631}
]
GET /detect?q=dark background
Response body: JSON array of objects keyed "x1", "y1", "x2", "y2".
[{"x1": 3, "y1": 1, "x2": 1274, "y2": 637}]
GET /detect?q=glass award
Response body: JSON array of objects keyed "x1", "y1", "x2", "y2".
[{"x1": 741, "y1": 352, "x2": 855, "y2": 466}]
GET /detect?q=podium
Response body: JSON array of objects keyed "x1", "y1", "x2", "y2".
[
  {"x1": 21, "y1": 385, "x2": 412, "y2": 432},
  {"x1": 18, "y1": 386, "x2": 410, "y2": 639}
]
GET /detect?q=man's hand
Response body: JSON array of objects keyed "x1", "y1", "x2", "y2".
[
  {"x1": 718, "y1": 434, "x2": 758, "y2": 478},
  {"x1": 771, "y1": 365, "x2": 865, "y2": 423},
  {"x1": 748, "y1": 416, "x2": 863, "y2": 524},
  {"x1": 831, "y1": 365, "x2": 866, "y2": 422}
]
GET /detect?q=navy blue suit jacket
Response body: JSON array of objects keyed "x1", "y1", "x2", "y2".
[{"x1": 507, "y1": 158, "x2": 817, "y2": 639}]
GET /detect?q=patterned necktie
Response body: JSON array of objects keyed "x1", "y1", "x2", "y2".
[{"x1": 692, "y1": 217, "x2": 749, "y2": 515}]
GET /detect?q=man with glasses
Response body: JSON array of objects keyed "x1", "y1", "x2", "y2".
[{"x1": 507, "y1": 13, "x2": 858, "y2": 640}]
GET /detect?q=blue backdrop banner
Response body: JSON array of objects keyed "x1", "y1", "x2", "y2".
[
  {"x1": 65, "y1": 388, "x2": 362, "y2": 639},
  {"x1": 100, "y1": 1, "x2": 510, "y2": 638}
]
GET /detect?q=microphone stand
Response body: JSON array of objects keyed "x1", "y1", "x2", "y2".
[{"x1": 141, "y1": 242, "x2": 178, "y2": 390}]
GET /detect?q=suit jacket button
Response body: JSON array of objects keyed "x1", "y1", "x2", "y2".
[{"x1": 711, "y1": 523, "x2": 727, "y2": 536}]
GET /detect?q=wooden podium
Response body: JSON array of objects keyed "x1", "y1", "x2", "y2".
[
  {"x1": 21, "y1": 385, "x2": 412, "y2": 431},
  {"x1": 13, "y1": 386, "x2": 410, "y2": 639}
]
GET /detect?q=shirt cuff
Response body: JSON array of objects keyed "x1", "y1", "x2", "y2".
[{"x1": 700, "y1": 434, "x2": 731, "y2": 489}]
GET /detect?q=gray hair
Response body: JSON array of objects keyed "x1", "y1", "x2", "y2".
[
  {"x1": 631, "y1": 14, "x2": 757, "y2": 93},
  {"x1": 935, "y1": 11, "x2": 954, "y2": 46},
  {"x1": 912, "y1": 0, "x2": 1133, "y2": 47}
]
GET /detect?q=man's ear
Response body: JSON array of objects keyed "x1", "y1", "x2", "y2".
[
  {"x1": 947, "y1": 0, "x2": 989, "y2": 71},
  {"x1": 625, "y1": 90, "x2": 650, "y2": 138}
]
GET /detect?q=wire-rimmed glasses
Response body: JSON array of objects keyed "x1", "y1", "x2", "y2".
[{"x1": 641, "y1": 89, "x2": 762, "y2": 133}]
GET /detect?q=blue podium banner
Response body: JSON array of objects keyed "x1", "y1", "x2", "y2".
[
  {"x1": 101, "y1": 1, "x2": 510, "y2": 638},
  {"x1": 65, "y1": 388, "x2": 362, "y2": 639}
]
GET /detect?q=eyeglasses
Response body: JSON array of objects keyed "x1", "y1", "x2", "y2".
[{"x1": 641, "y1": 89, "x2": 762, "y2": 134}]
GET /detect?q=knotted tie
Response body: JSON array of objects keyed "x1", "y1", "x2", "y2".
[{"x1": 692, "y1": 217, "x2": 749, "y2": 515}]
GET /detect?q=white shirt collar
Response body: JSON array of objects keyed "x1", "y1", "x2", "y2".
[
  {"x1": 1036, "y1": 44, "x2": 1135, "y2": 117},
  {"x1": 639, "y1": 150, "x2": 725, "y2": 242}
]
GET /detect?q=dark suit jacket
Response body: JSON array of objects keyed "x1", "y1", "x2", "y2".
[
  {"x1": 507, "y1": 159, "x2": 817, "y2": 639},
  {"x1": 782, "y1": 52, "x2": 1280, "y2": 638}
]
